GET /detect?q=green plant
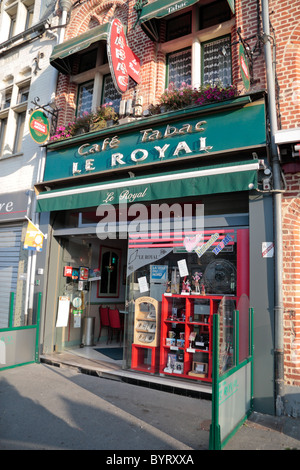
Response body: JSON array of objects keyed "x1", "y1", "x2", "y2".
[
  {"x1": 50, "y1": 104, "x2": 119, "y2": 141},
  {"x1": 156, "y1": 82, "x2": 239, "y2": 112},
  {"x1": 159, "y1": 82, "x2": 197, "y2": 111},
  {"x1": 50, "y1": 122, "x2": 74, "y2": 141},
  {"x1": 195, "y1": 83, "x2": 238, "y2": 106},
  {"x1": 91, "y1": 103, "x2": 118, "y2": 131},
  {"x1": 71, "y1": 111, "x2": 95, "y2": 134}
]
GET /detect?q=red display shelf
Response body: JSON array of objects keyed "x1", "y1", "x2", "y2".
[
  {"x1": 131, "y1": 343, "x2": 160, "y2": 373},
  {"x1": 159, "y1": 294, "x2": 231, "y2": 382}
]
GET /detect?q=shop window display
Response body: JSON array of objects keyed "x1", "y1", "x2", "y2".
[{"x1": 126, "y1": 225, "x2": 248, "y2": 380}]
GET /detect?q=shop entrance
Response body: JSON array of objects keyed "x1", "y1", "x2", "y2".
[
  {"x1": 45, "y1": 203, "x2": 250, "y2": 391},
  {"x1": 53, "y1": 233, "x2": 128, "y2": 361}
]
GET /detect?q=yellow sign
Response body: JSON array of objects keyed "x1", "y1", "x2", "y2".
[{"x1": 24, "y1": 218, "x2": 44, "y2": 251}]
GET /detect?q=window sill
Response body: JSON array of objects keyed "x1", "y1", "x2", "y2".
[{"x1": 1, "y1": 152, "x2": 23, "y2": 160}]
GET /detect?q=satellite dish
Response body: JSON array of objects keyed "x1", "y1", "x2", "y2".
[{"x1": 203, "y1": 259, "x2": 236, "y2": 294}]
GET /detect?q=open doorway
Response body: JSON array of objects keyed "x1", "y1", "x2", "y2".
[{"x1": 54, "y1": 233, "x2": 128, "y2": 364}]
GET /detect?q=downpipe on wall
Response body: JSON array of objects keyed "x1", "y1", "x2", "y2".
[{"x1": 261, "y1": 0, "x2": 285, "y2": 416}]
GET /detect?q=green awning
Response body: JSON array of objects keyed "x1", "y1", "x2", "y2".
[
  {"x1": 140, "y1": 0, "x2": 199, "y2": 21},
  {"x1": 139, "y1": 0, "x2": 235, "y2": 41},
  {"x1": 50, "y1": 23, "x2": 110, "y2": 74},
  {"x1": 36, "y1": 160, "x2": 259, "y2": 213}
]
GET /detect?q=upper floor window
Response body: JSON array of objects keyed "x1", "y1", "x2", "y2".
[
  {"x1": 13, "y1": 110, "x2": 26, "y2": 154},
  {"x1": 202, "y1": 35, "x2": 232, "y2": 86},
  {"x1": 18, "y1": 83, "x2": 30, "y2": 103},
  {"x1": 8, "y1": 13, "x2": 17, "y2": 39},
  {"x1": 199, "y1": 0, "x2": 232, "y2": 29},
  {"x1": 72, "y1": 43, "x2": 121, "y2": 115},
  {"x1": 77, "y1": 80, "x2": 94, "y2": 116},
  {"x1": 167, "y1": 48, "x2": 192, "y2": 88},
  {"x1": 0, "y1": 79, "x2": 30, "y2": 157},
  {"x1": 25, "y1": 4, "x2": 34, "y2": 30},
  {"x1": 102, "y1": 74, "x2": 121, "y2": 110},
  {"x1": 163, "y1": 0, "x2": 233, "y2": 90},
  {"x1": 0, "y1": 88, "x2": 12, "y2": 110},
  {"x1": 166, "y1": 12, "x2": 192, "y2": 42},
  {"x1": 1, "y1": 0, "x2": 36, "y2": 43},
  {"x1": 0, "y1": 118, "x2": 8, "y2": 155}
]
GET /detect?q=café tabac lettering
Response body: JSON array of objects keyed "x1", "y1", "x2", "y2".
[
  {"x1": 72, "y1": 120, "x2": 212, "y2": 176},
  {"x1": 43, "y1": 100, "x2": 266, "y2": 182}
]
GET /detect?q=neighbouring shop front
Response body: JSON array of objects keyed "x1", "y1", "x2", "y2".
[
  {"x1": 0, "y1": 190, "x2": 42, "y2": 370},
  {"x1": 36, "y1": 92, "x2": 275, "y2": 414}
]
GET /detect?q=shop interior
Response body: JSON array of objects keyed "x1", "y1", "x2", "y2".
[{"x1": 51, "y1": 194, "x2": 249, "y2": 384}]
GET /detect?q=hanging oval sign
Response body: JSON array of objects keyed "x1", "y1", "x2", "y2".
[
  {"x1": 239, "y1": 43, "x2": 250, "y2": 91},
  {"x1": 29, "y1": 109, "x2": 50, "y2": 144},
  {"x1": 107, "y1": 18, "x2": 141, "y2": 94}
]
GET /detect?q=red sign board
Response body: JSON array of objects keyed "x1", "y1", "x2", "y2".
[
  {"x1": 64, "y1": 266, "x2": 73, "y2": 277},
  {"x1": 108, "y1": 18, "x2": 141, "y2": 94}
]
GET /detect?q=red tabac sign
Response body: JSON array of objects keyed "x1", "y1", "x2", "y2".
[{"x1": 107, "y1": 18, "x2": 141, "y2": 94}]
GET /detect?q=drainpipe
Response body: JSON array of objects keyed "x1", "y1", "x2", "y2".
[
  {"x1": 261, "y1": 0, "x2": 284, "y2": 416},
  {"x1": 58, "y1": 0, "x2": 72, "y2": 42}
]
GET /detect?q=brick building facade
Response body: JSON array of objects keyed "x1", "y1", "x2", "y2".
[{"x1": 32, "y1": 0, "x2": 300, "y2": 417}]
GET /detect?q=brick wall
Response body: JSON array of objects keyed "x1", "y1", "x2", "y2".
[
  {"x1": 270, "y1": 0, "x2": 300, "y2": 387},
  {"x1": 282, "y1": 171, "x2": 300, "y2": 386},
  {"x1": 269, "y1": 0, "x2": 300, "y2": 129}
]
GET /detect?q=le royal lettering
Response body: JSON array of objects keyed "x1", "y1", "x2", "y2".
[{"x1": 72, "y1": 121, "x2": 212, "y2": 175}]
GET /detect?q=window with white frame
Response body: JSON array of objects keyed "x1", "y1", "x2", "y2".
[
  {"x1": 77, "y1": 80, "x2": 94, "y2": 116},
  {"x1": 72, "y1": 42, "x2": 121, "y2": 115},
  {"x1": 0, "y1": 87, "x2": 12, "y2": 110},
  {"x1": 8, "y1": 13, "x2": 17, "y2": 39},
  {"x1": 163, "y1": 0, "x2": 233, "y2": 90},
  {"x1": 102, "y1": 74, "x2": 122, "y2": 110},
  {"x1": 167, "y1": 48, "x2": 192, "y2": 89},
  {"x1": 202, "y1": 35, "x2": 232, "y2": 86},
  {"x1": 17, "y1": 83, "x2": 30, "y2": 104},
  {"x1": 13, "y1": 110, "x2": 26, "y2": 154},
  {"x1": 0, "y1": 79, "x2": 30, "y2": 158},
  {"x1": 1, "y1": 0, "x2": 36, "y2": 43},
  {"x1": 0, "y1": 117, "x2": 8, "y2": 155},
  {"x1": 24, "y1": 2, "x2": 34, "y2": 30}
]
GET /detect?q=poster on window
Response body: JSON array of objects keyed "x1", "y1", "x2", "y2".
[
  {"x1": 150, "y1": 265, "x2": 168, "y2": 283},
  {"x1": 56, "y1": 296, "x2": 70, "y2": 327}
]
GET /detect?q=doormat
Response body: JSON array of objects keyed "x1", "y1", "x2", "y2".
[{"x1": 94, "y1": 348, "x2": 123, "y2": 360}]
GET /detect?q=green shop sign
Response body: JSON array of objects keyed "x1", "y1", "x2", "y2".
[{"x1": 43, "y1": 98, "x2": 266, "y2": 182}]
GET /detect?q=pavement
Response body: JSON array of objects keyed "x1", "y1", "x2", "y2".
[{"x1": 0, "y1": 362, "x2": 300, "y2": 453}]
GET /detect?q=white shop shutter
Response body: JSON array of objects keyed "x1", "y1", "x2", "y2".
[{"x1": 0, "y1": 225, "x2": 22, "y2": 328}]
